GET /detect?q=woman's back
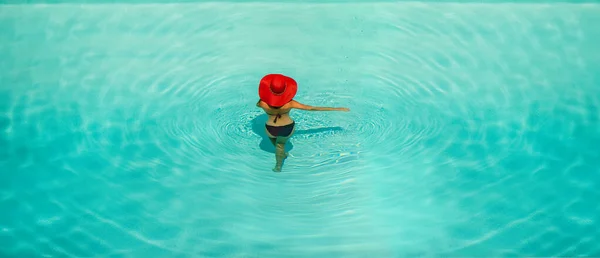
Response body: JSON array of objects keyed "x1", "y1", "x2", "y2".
[{"x1": 258, "y1": 100, "x2": 294, "y2": 126}]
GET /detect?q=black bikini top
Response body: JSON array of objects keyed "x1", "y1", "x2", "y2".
[
  {"x1": 266, "y1": 111, "x2": 289, "y2": 123},
  {"x1": 261, "y1": 100, "x2": 291, "y2": 124}
]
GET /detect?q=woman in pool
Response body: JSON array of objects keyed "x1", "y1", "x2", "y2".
[{"x1": 256, "y1": 74, "x2": 350, "y2": 172}]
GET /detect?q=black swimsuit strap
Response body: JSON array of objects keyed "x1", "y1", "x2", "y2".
[{"x1": 268, "y1": 112, "x2": 287, "y2": 124}]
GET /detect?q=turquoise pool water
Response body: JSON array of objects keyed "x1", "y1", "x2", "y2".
[{"x1": 1, "y1": 1, "x2": 600, "y2": 257}]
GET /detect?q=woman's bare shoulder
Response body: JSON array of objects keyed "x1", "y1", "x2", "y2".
[
  {"x1": 257, "y1": 99, "x2": 267, "y2": 108},
  {"x1": 285, "y1": 100, "x2": 301, "y2": 109},
  {"x1": 288, "y1": 99, "x2": 302, "y2": 106}
]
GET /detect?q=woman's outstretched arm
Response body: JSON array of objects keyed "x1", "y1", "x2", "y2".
[{"x1": 290, "y1": 100, "x2": 349, "y2": 111}]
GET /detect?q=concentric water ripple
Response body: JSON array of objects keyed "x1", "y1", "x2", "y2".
[{"x1": 1, "y1": 2, "x2": 600, "y2": 257}]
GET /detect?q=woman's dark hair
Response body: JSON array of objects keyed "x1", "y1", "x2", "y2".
[{"x1": 268, "y1": 105, "x2": 282, "y2": 109}]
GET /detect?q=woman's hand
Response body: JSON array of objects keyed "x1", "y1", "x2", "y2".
[{"x1": 338, "y1": 107, "x2": 350, "y2": 112}]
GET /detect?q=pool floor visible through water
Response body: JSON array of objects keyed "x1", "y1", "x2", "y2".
[{"x1": 0, "y1": 2, "x2": 599, "y2": 257}]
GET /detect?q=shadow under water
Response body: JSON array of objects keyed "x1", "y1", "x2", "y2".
[{"x1": 251, "y1": 114, "x2": 344, "y2": 154}]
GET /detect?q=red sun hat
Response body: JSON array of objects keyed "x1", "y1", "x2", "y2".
[{"x1": 258, "y1": 74, "x2": 297, "y2": 107}]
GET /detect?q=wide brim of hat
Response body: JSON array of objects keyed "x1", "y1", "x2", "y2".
[{"x1": 258, "y1": 78, "x2": 297, "y2": 107}]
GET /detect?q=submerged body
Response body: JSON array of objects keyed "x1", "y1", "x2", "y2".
[{"x1": 257, "y1": 99, "x2": 348, "y2": 171}]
